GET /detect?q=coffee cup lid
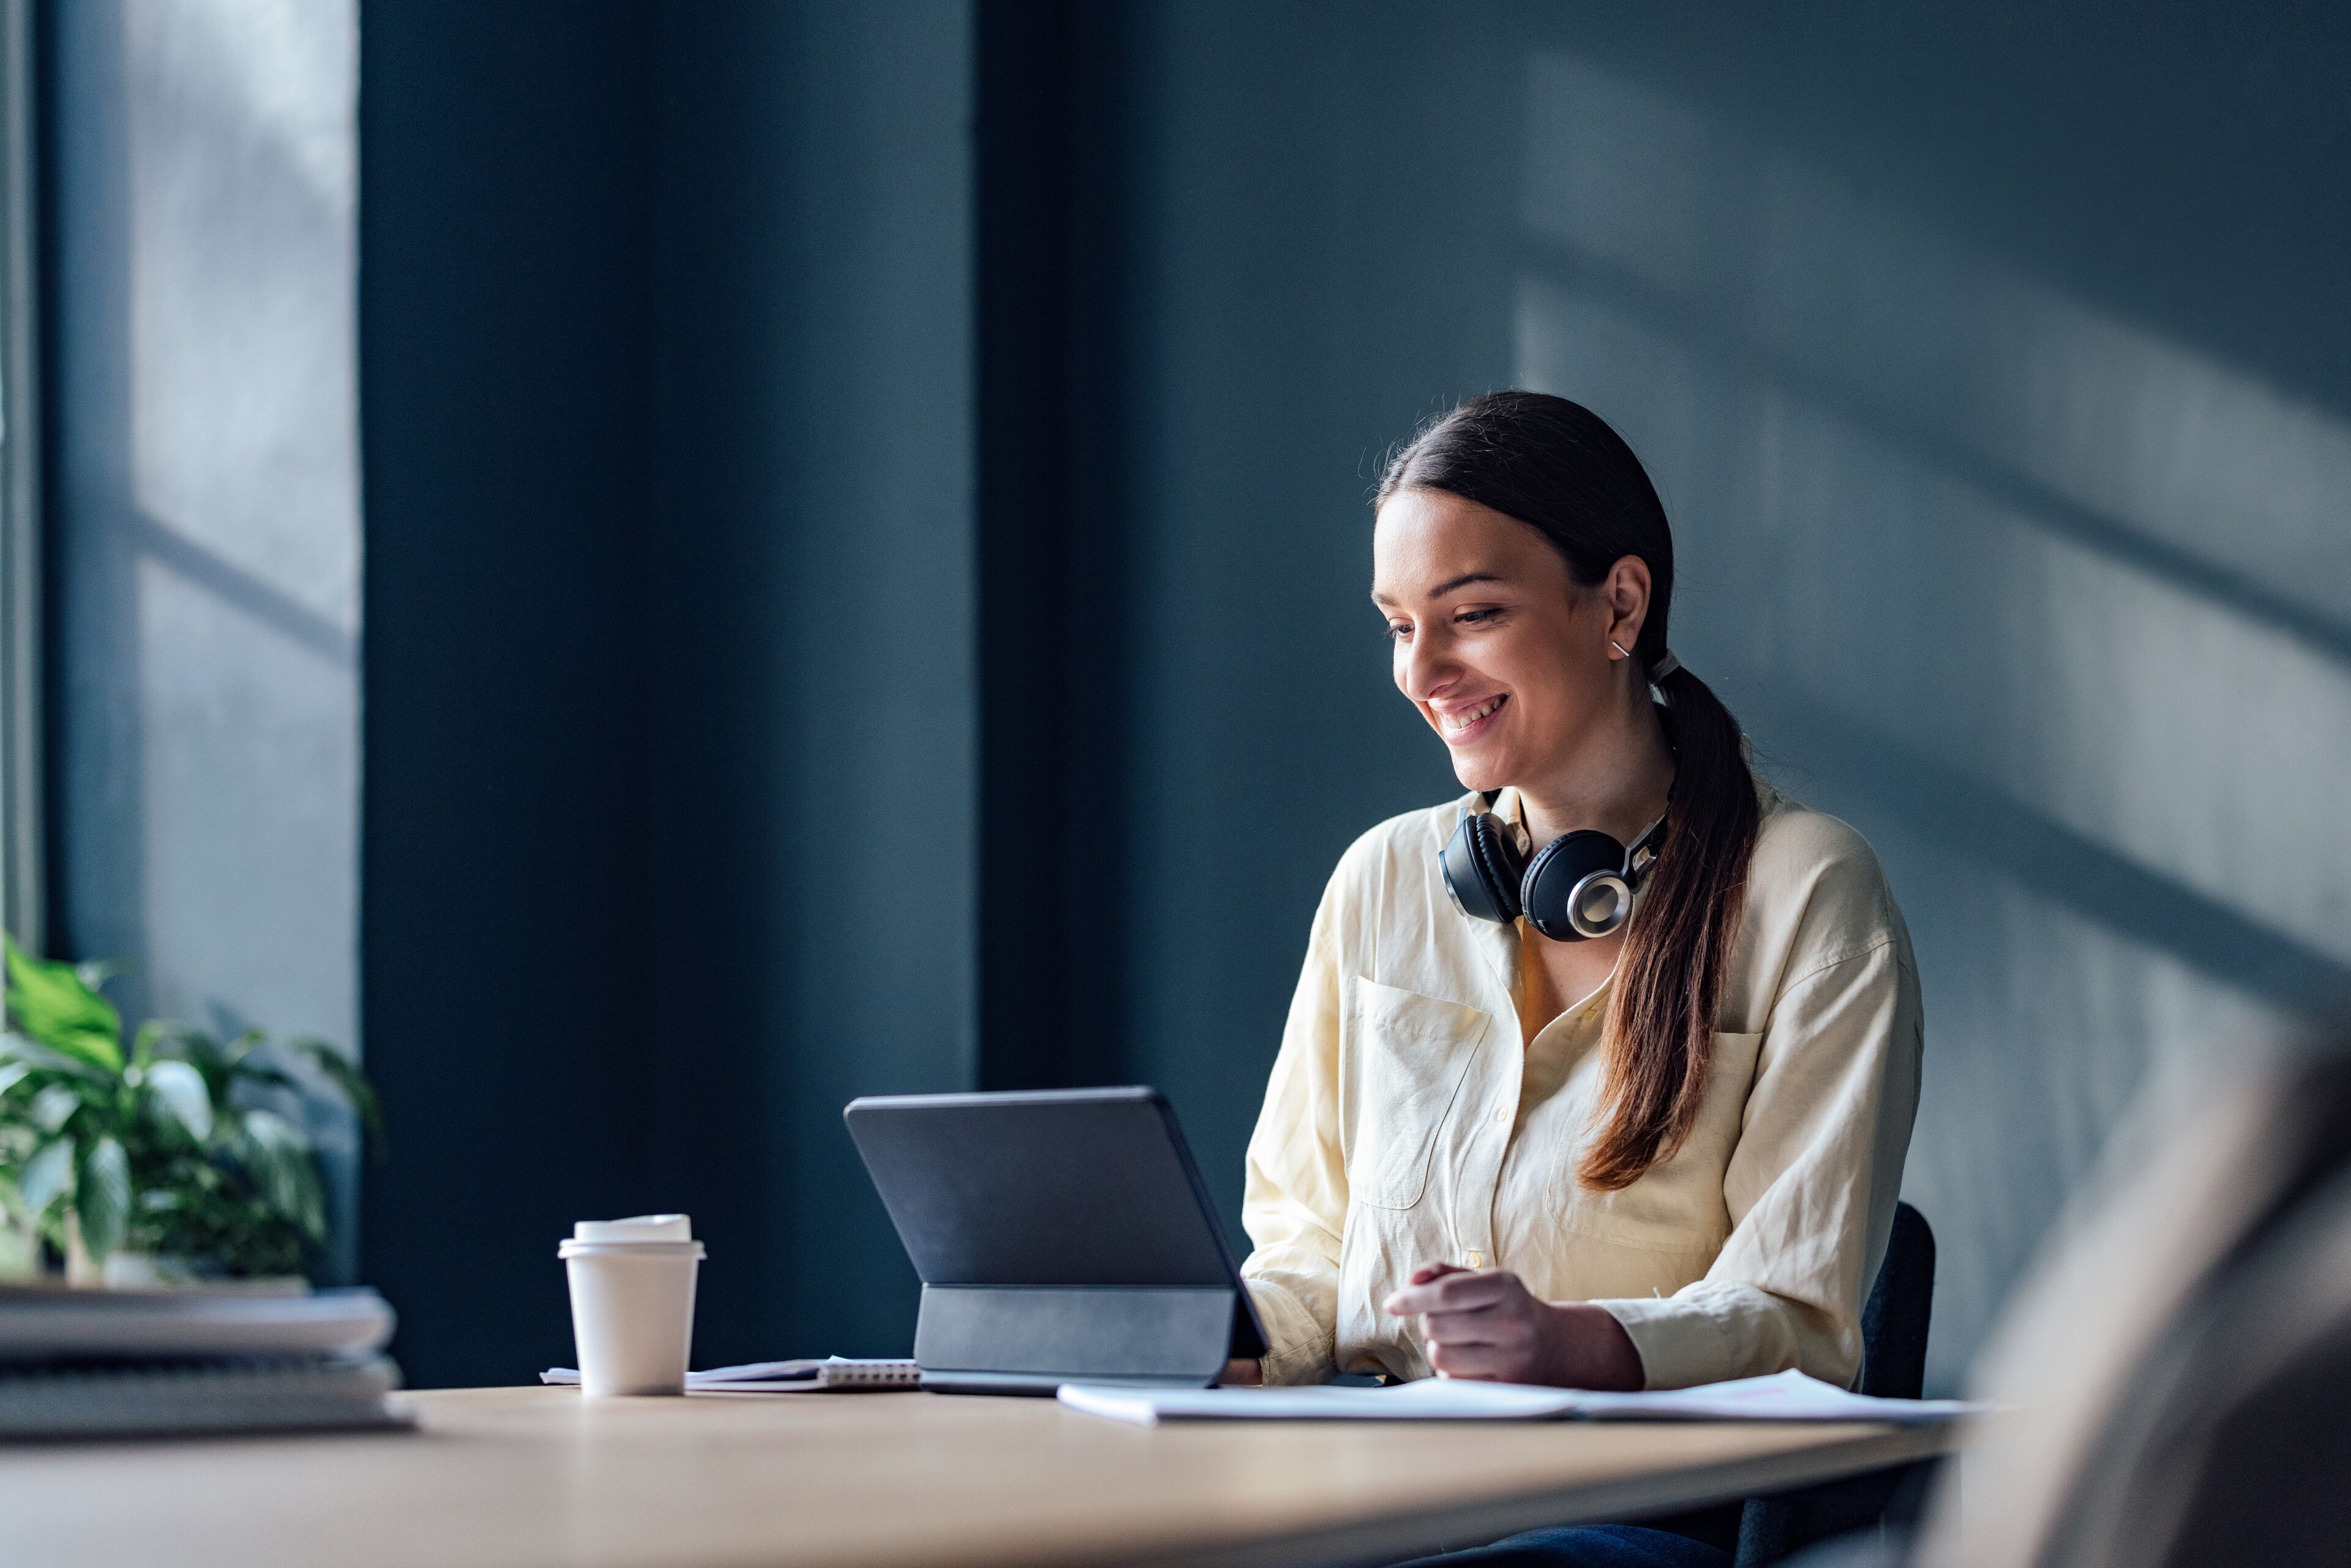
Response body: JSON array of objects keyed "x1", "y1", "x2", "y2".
[{"x1": 571, "y1": 1214, "x2": 693, "y2": 1244}]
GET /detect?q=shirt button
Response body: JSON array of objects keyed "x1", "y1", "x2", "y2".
[{"x1": 1466, "y1": 1251, "x2": 1487, "y2": 1268}]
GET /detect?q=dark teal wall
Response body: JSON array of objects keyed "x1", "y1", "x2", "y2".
[
  {"x1": 359, "y1": 0, "x2": 972, "y2": 1385},
  {"x1": 359, "y1": 0, "x2": 661, "y2": 1389},
  {"x1": 643, "y1": 0, "x2": 975, "y2": 1367},
  {"x1": 1085, "y1": 0, "x2": 1522, "y2": 1248}
]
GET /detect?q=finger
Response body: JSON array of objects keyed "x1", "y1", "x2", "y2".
[
  {"x1": 1382, "y1": 1281, "x2": 1434, "y2": 1316},
  {"x1": 1382, "y1": 1281, "x2": 1458, "y2": 1316},
  {"x1": 1436, "y1": 1269, "x2": 1517, "y2": 1307},
  {"x1": 1386, "y1": 1262, "x2": 1472, "y2": 1305},
  {"x1": 1384, "y1": 1269, "x2": 1513, "y2": 1317},
  {"x1": 1427, "y1": 1339, "x2": 1520, "y2": 1381},
  {"x1": 1423, "y1": 1270, "x2": 1518, "y2": 1313},
  {"x1": 1420, "y1": 1305, "x2": 1534, "y2": 1351}
]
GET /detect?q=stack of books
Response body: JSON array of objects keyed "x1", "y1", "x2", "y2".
[{"x1": 0, "y1": 1281, "x2": 406, "y2": 1439}]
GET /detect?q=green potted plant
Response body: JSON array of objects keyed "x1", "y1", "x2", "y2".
[{"x1": 0, "y1": 936, "x2": 380, "y2": 1283}]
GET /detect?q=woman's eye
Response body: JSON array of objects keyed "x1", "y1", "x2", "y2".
[
  {"x1": 1385, "y1": 623, "x2": 1413, "y2": 641},
  {"x1": 1457, "y1": 609, "x2": 1499, "y2": 626}
]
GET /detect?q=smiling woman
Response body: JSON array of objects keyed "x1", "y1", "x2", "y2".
[
  {"x1": 1371, "y1": 399, "x2": 1761, "y2": 1195},
  {"x1": 1232, "y1": 392, "x2": 1925, "y2": 1565}
]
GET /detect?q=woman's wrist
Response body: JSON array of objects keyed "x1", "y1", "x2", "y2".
[
  {"x1": 1220, "y1": 1357, "x2": 1264, "y2": 1386},
  {"x1": 1539, "y1": 1301, "x2": 1644, "y2": 1390}
]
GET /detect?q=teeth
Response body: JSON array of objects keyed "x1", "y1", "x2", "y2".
[{"x1": 1444, "y1": 696, "x2": 1503, "y2": 732}]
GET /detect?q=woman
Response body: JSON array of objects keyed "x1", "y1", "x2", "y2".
[{"x1": 1231, "y1": 392, "x2": 1923, "y2": 1566}]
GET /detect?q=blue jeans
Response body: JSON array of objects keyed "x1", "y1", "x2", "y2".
[{"x1": 1396, "y1": 1524, "x2": 1732, "y2": 1567}]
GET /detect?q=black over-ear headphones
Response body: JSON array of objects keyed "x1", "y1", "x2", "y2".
[{"x1": 1438, "y1": 796, "x2": 1667, "y2": 942}]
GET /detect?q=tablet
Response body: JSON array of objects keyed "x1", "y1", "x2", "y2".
[{"x1": 844, "y1": 1087, "x2": 1269, "y2": 1392}]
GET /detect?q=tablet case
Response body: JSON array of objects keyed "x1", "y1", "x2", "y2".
[{"x1": 843, "y1": 1087, "x2": 1270, "y2": 1395}]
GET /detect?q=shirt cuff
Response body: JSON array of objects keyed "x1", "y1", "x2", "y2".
[
  {"x1": 1245, "y1": 1278, "x2": 1337, "y2": 1386},
  {"x1": 1591, "y1": 1294, "x2": 1739, "y2": 1391}
]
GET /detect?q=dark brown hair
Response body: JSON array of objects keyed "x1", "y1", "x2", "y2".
[{"x1": 1379, "y1": 391, "x2": 1760, "y2": 1190}]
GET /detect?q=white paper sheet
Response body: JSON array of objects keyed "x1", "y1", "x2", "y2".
[{"x1": 1056, "y1": 1369, "x2": 1977, "y2": 1427}]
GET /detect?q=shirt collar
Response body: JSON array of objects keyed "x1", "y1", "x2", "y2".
[
  {"x1": 1452, "y1": 787, "x2": 1531, "y2": 1013},
  {"x1": 1469, "y1": 786, "x2": 1533, "y2": 855}
]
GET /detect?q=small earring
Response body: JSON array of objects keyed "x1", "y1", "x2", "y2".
[{"x1": 1609, "y1": 640, "x2": 1632, "y2": 660}]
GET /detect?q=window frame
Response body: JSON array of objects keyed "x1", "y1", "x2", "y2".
[{"x1": 0, "y1": 0, "x2": 40, "y2": 950}]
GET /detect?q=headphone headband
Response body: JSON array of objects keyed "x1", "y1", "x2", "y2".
[{"x1": 1624, "y1": 810, "x2": 1667, "y2": 871}]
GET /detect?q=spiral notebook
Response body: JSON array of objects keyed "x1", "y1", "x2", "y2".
[{"x1": 541, "y1": 1357, "x2": 921, "y2": 1392}]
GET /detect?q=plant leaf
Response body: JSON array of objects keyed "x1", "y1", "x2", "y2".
[
  {"x1": 144, "y1": 1059, "x2": 214, "y2": 1141},
  {"x1": 30, "y1": 1081, "x2": 81, "y2": 1134},
  {"x1": 131, "y1": 1019, "x2": 171, "y2": 1068},
  {"x1": 17, "y1": 1137, "x2": 71, "y2": 1215},
  {"x1": 0, "y1": 1031, "x2": 111, "y2": 1084},
  {"x1": 2, "y1": 935, "x2": 122, "y2": 1072},
  {"x1": 141, "y1": 1019, "x2": 214, "y2": 1063},
  {"x1": 141, "y1": 1022, "x2": 235, "y2": 1110},
  {"x1": 230, "y1": 1063, "x2": 302, "y2": 1096},
  {"x1": 236, "y1": 1108, "x2": 326, "y2": 1242},
  {"x1": 0, "y1": 1060, "x2": 28, "y2": 1098},
  {"x1": 75, "y1": 1136, "x2": 132, "y2": 1261},
  {"x1": 281, "y1": 1037, "x2": 384, "y2": 1153}
]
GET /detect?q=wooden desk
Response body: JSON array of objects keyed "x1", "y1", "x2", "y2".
[{"x1": 4, "y1": 1387, "x2": 1955, "y2": 1567}]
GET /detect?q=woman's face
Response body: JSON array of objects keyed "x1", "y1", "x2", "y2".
[{"x1": 1371, "y1": 487, "x2": 1644, "y2": 795}]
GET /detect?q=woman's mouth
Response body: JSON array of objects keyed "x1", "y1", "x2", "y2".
[{"x1": 1436, "y1": 693, "x2": 1508, "y2": 743}]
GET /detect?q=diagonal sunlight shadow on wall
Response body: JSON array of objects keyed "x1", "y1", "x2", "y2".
[
  {"x1": 1741, "y1": 686, "x2": 2351, "y2": 1016},
  {"x1": 1517, "y1": 230, "x2": 2351, "y2": 676},
  {"x1": 1524, "y1": 264, "x2": 2351, "y2": 985},
  {"x1": 1519, "y1": 51, "x2": 2351, "y2": 982},
  {"x1": 126, "y1": 509, "x2": 356, "y2": 666},
  {"x1": 1523, "y1": 54, "x2": 2351, "y2": 643},
  {"x1": 127, "y1": 0, "x2": 360, "y2": 635},
  {"x1": 1515, "y1": 51, "x2": 2351, "y2": 1392}
]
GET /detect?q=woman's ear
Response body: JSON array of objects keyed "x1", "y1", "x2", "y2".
[{"x1": 1601, "y1": 555, "x2": 1653, "y2": 653}]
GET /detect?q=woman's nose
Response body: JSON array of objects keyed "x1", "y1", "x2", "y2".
[{"x1": 1398, "y1": 627, "x2": 1457, "y2": 700}]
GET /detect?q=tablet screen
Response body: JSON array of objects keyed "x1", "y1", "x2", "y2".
[{"x1": 844, "y1": 1087, "x2": 1267, "y2": 1358}]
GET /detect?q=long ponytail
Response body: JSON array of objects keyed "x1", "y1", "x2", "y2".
[{"x1": 1379, "y1": 391, "x2": 1760, "y2": 1190}]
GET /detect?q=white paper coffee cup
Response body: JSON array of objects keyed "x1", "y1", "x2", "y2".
[{"x1": 559, "y1": 1214, "x2": 705, "y2": 1397}]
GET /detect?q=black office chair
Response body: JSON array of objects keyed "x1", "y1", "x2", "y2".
[{"x1": 1731, "y1": 1202, "x2": 1937, "y2": 1568}]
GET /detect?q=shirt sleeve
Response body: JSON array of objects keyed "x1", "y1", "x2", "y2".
[
  {"x1": 1239, "y1": 884, "x2": 1351, "y2": 1386},
  {"x1": 1591, "y1": 935, "x2": 1924, "y2": 1390}
]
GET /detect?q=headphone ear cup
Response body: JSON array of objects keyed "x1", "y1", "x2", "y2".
[
  {"x1": 1439, "y1": 812, "x2": 1525, "y2": 925},
  {"x1": 1521, "y1": 830, "x2": 1630, "y2": 942}
]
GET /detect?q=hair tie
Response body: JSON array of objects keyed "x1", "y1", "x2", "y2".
[{"x1": 1649, "y1": 650, "x2": 1682, "y2": 681}]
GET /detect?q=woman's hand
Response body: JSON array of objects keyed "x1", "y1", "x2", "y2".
[
  {"x1": 1219, "y1": 1357, "x2": 1264, "y2": 1386},
  {"x1": 1381, "y1": 1263, "x2": 1644, "y2": 1390}
]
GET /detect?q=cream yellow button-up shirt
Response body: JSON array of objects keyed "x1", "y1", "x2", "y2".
[{"x1": 1240, "y1": 776, "x2": 1923, "y2": 1390}]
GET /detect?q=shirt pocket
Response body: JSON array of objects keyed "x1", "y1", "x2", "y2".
[
  {"x1": 1554, "y1": 1029, "x2": 1764, "y2": 1250},
  {"x1": 1343, "y1": 977, "x2": 1488, "y2": 1210}
]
